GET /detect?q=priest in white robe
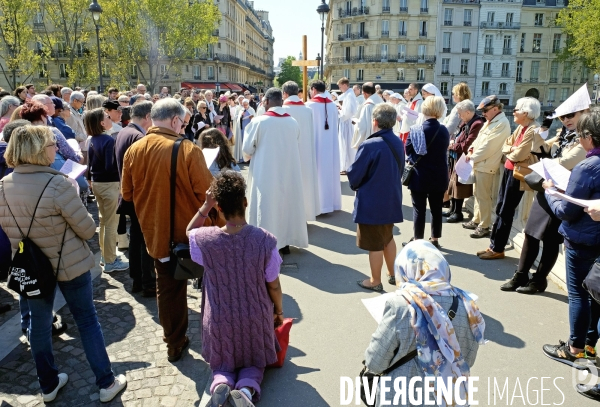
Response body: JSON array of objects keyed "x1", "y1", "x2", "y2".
[
  {"x1": 337, "y1": 77, "x2": 359, "y2": 173},
  {"x1": 399, "y1": 83, "x2": 424, "y2": 143},
  {"x1": 256, "y1": 97, "x2": 266, "y2": 116},
  {"x1": 242, "y1": 88, "x2": 308, "y2": 252},
  {"x1": 353, "y1": 84, "x2": 365, "y2": 119},
  {"x1": 390, "y1": 93, "x2": 407, "y2": 136},
  {"x1": 282, "y1": 81, "x2": 320, "y2": 221},
  {"x1": 351, "y1": 82, "x2": 384, "y2": 149},
  {"x1": 305, "y1": 80, "x2": 342, "y2": 214}
]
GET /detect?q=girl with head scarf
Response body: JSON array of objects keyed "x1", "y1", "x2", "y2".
[{"x1": 364, "y1": 240, "x2": 485, "y2": 406}]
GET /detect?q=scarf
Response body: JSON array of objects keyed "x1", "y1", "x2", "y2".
[
  {"x1": 409, "y1": 124, "x2": 427, "y2": 155},
  {"x1": 552, "y1": 129, "x2": 577, "y2": 159},
  {"x1": 394, "y1": 240, "x2": 486, "y2": 406},
  {"x1": 586, "y1": 146, "x2": 600, "y2": 158}
]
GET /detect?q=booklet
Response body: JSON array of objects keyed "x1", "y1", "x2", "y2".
[
  {"x1": 529, "y1": 158, "x2": 571, "y2": 191},
  {"x1": 546, "y1": 189, "x2": 600, "y2": 208},
  {"x1": 59, "y1": 159, "x2": 87, "y2": 195}
]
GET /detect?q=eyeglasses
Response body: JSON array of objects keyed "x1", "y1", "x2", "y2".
[
  {"x1": 559, "y1": 112, "x2": 576, "y2": 121},
  {"x1": 481, "y1": 108, "x2": 492, "y2": 114},
  {"x1": 200, "y1": 106, "x2": 207, "y2": 109}
]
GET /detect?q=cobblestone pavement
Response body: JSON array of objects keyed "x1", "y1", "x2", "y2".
[{"x1": 0, "y1": 199, "x2": 211, "y2": 406}]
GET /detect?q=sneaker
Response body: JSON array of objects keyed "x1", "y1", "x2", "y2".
[
  {"x1": 117, "y1": 234, "x2": 129, "y2": 251},
  {"x1": 100, "y1": 255, "x2": 122, "y2": 267},
  {"x1": 99, "y1": 374, "x2": 127, "y2": 402},
  {"x1": 42, "y1": 373, "x2": 68, "y2": 402},
  {"x1": 542, "y1": 340, "x2": 587, "y2": 369},
  {"x1": 206, "y1": 384, "x2": 231, "y2": 407},
  {"x1": 470, "y1": 227, "x2": 491, "y2": 239},
  {"x1": 577, "y1": 384, "x2": 600, "y2": 401},
  {"x1": 103, "y1": 259, "x2": 129, "y2": 273},
  {"x1": 228, "y1": 389, "x2": 255, "y2": 407},
  {"x1": 462, "y1": 221, "x2": 478, "y2": 230},
  {"x1": 585, "y1": 345, "x2": 597, "y2": 362}
]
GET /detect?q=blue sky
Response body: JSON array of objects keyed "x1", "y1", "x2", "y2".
[{"x1": 251, "y1": 0, "x2": 327, "y2": 64}]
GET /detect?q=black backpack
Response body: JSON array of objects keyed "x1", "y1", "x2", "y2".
[{"x1": 1, "y1": 176, "x2": 67, "y2": 299}]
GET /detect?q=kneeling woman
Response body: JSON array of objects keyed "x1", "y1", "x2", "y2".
[
  {"x1": 364, "y1": 240, "x2": 485, "y2": 406},
  {"x1": 187, "y1": 170, "x2": 284, "y2": 407}
]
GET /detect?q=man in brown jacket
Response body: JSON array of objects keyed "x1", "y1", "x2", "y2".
[{"x1": 121, "y1": 98, "x2": 218, "y2": 362}]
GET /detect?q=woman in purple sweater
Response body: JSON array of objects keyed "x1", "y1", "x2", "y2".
[{"x1": 187, "y1": 170, "x2": 284, "y2": 407}]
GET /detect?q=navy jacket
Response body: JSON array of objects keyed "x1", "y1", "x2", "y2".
[
  {"x1": 88, "y1": 134, "x2": 120, "y2": 182},
  {"x1": 405, "y1": 118, "x2": 450, "y2": 192},
  {"x1": 53, "y1": 116, "x2": 76, "y2": 140},
  {"x1": 547, "y1": 154, "x2": 600, "y2": 247},
  {"x1": 347, "y1": 128, "x2": 405, "y2": 225},
  {"x1": 0, "y1": 141, "x2": 12, "y2": 178}
]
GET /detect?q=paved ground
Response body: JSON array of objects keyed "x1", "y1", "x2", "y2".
[{"x1": 1, "y1": 167, "x2": 599, "y2": 406}]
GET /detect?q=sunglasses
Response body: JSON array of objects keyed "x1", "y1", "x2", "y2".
[{"x1": 559, "y1": 112, "x2": 576, "y2": 121}]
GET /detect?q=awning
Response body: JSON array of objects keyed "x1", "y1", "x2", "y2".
[
  {"x1": 180, "y1": 82, "x2": 217, "y2": 90},
  {"x1": 222, "y1": 83, "x2": 244, "y2": 92}
]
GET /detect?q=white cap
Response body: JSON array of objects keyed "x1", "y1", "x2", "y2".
[
  {"x1": 550, "y1": 83, "x2": 591, "y2": 118},
  {"x1": 421, "y1": 83, "x2": 442, "y2": 97},
  {"x1": 391, "y1": 93, "x2": 402, "y2": 99},
  {"x1": 383, "y1": 90, "x2": 394, "y2": 95}
]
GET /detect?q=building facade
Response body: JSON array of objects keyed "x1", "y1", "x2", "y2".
[{"x1": 325, "y1": 0, "x2": 440, "y2": 91}]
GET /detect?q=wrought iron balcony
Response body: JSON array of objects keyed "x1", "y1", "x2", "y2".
[
  {"x1": 399, "y1": 6, "x2": 408, "y2": 12},
  {"x1": 484, "y1": 47, "x2": 493, "y2": 54},
  {"x1": 382, "y1": 6, "x2": 390, "y2": 13},
  {"x1": 549, "y1": 78, "x2": 558, "y2": 83},
  {"x1": 338, "y1": 32, "x2": 369, "y2": 41},
  {"x1": 502, "y1": 48, "x2": 512, "y2": 55},
  {"x1": 381, "y1": 31, "x2": 389, "y2": 38},
  {"x1": 462, "y1": 48, "x2": 470, "y2": 53},
  {"x1": 480, "y1": 90, "x2": 492, "y2": 97},
  {"x1": 562, "y1": 78, "x2": 571, "y2": 83},
  {"x1": 443, "y1": 47, "x2": 451, "y2": 52},
  {"x1": 444, "y1": 20, "x2": 453, "y2": 26},
  {"x1": 419, "y1": 31, "x2": 427, "y2": 37},
  {"x1": 464, "y1": 21, "x2": 472, "y2": 26},
  {"x1": 530, "y1": 78, "x2": 539, "y2": 83},
  {"x1": 442, "y1": 70, "x2": 450, "y2": 75},
  {"x1": 532, "y1": 47, "x2": 541, "y2": 53},
  {"x1": 326, "y1": 54, "x2": 436, "y2": 64},
  {"x1": 498, "y1": 90, "x2": 509, "y2": 95},
  {"x1": 501, "y1": 70, "x2": 512, "y2": 77},
  {"x1": 443, "y1": 0, "x2": 480, "y2": 3},
  {"x1": 483, "y1": 70, "x2": 492, "y2": 77},
  {"x1": 338, "y1": 6, "x2": 370, "y2": 18},
  {"x1": 480, "y1": 21, "x2": 521, "y2": 29},
  {"x1": 399, "y1": 30, "x2": 407, "y2": 37},
  {"x1": 420, "y1": 7, "x2": 428, "y2": 13}
]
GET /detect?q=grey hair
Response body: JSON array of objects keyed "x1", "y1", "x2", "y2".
[
  {"x1": 70, "y1": 91, "x2": 85, "y2": 103},
  {"x1": 577, "y1": 107, "x2": 600, "y2": 148},
  {"x1": 515, "y1": 97, "x2": 541, "y2": 120},
  {"x1": 372, "y1": 104, "x2": 397, "y2": 129},
  {"x1": 144, "y1": 93, "x2": 151, "y2": 100},
  {"x1": 282, "y1": 81, "x2": 299, "y2": 96},
  {"x1": 264, "y1": 87, "x2": 282, "y2": 104},
  {"x1": 86, "y1": 94, "x2": 106, "y2": 110},
  {"x1": 87, "y1": 91, "x2": 98, "y2": 96},
  {"x1": 0, "y1": 96, "x2": 20, "y2": 116},
  {"x1": 61, "y1": 87, "x2": 73, "y2": 95},
  {"x1": 118, "y1": 95, "x2": 129, "y2": 103},
  {"x1": 131, "y1": 101, "x2": 153, "y2": 119},
  {"x1": 31, "y1": 94, "x2": 50, "y2": 104},
  {"x1": 151, "y1": 98, "x2": 186, "y2": 121},
  {"x1": 455, "y1": 99, "x2": 475, "y2": 114}
]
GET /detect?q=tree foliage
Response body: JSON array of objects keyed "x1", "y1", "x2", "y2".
[
  {"x1": 0, "y1": 0, "x2": 40, "y2": 90},
  {"x1": 276, "y1": 56, "x2": 302, "y2": 89},
  {"x1": 557, "y1": 0, "x2": 600, "y2": 71},
  {"x1": 101, "y1": 0, "x2": 220, "y2": 92}
]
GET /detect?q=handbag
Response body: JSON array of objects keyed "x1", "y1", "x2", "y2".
[
  {"x1": 583, "y1": 258, "x2": 600, "y2": 305},
  {"x1": 513, "y1": 160, "x2": 533, "y2": 182},
  {"x1": 1, "y1": 176, "x2": 67, "y2": 299},
  {"x1": 524, "y1": 171, "x2": 545, "y2": 192},
  {"x1": 268, "y1": 318, "x2": 294, "y2": 368},
  {"x1": 169, "y1": 139, "x2": 205, "y2": 281},
  {"x1": 359, "y1": 295, "x2": 459, "y2": 407},
  {"x1": 395, "y1": 127, "x2": 441, "y2": 187}
]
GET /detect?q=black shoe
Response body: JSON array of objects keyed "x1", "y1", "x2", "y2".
[
  {"x1": 279, "y1": 246, "x2": 290, "y2": 255},
  {"x1": 500, "y1": 272, "x2": 529, "y2": 291},
  {"x1": 442, "y1": 211, "x2": 453, "y2": 217},
  {"x1": 542, "y1": 340, "x2": 587, "y2": 369},
  {"x1": 429, "y1": 239, "x2": 441, "y2": 249},
  {"x1": 130, "y1": 281, "x2": 143, "y2": 293},
  {"x1": 142, "y1": 288, "x2": 157, "y2": 298},
  {"x1": 387, "y1": 275, "x2": 396, "y2": 285},
  {"x1": 516, "y1": 279, "x2": 548, "y2": 295},
  {"x1": 446, "y1": 213, "x2": 464, "y2": 223},
  {"x1": 442, "y1": 201, "x2": 450, "y2": 209},
  {"x1": 168, "y1": 336, "x2": 190, "y2": 363},
  {"x1": 577, "y1": 384, "x2": 600, "y2": 401},
  {"x1": 52, "y1": 320, "x2": 68, "y2": 336},
  {"x1": 402, "y1": 237, "x2": 415, "y2": 247}
]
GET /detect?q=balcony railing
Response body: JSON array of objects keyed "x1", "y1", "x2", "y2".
[
  {"x1": 326, "y1": 55, "x2": 436, "y2": 64},
  {"x1": 480, "y1": 90, "x2": 491, "y2": 97},
  {"x1": 442, "y1": 70, "x2": 450, "y2": 75},
  {"x1": 530, "y1": 78, "x2": 539, "y2": 83},
  {"x1": 480, "y1": 21, "x2": 521, "y2": 29},
  {"x1": 462, "y1": 48, "x2": 470, "y2": 53},
  {"x1": 193, "y1": 75, "x2": 201, "y2": 80},
  {"x1": 562, "y1": 78, "x2": 571, "y2": 83},
  {"x1": 208, "y1": 75, "x2": 215, "y2": 80},
  {"x1": 483, "y1": 70, "x2": 492, "y2": 77},
  {"x1": 441, "y1": 90, "x2": 449, "y2": 96},
  {"x1": 502, "y1": 48, "x2": 512, "y2": 55},
  {"x1": 532, "y1": 47, "x2": 541, "y2": 53},
  {"x1": 443, "y1": 47, "x2": 451, "y2": 52},
  {"x1": 464, "y1": 21, "x2": 472, "y2": 26},
  {"x1": 420, "y1": 7, "x2": 428, "y2": 12},
  {"x1": 501, "y1": 70, "x2": 512, "y2": 77},
  {"x1": 444, "y1": 20, "x2": 453, "y2": 25},
  {"x1": 381, "y1": 31, "x2": 389, "y2": 37},
  {"x1": 516, "y1": 77, "x2": 522, "y2": 83},
  {"x1": 443, "y1": 0, "x2": 480, "y2": 3},
  {"x1": 419, "y1": 31, "x2": 427, "y2": 37},
  {"x1": 498, "y1": 90, "x2": 509, "y2": 95},
  {"x1": 338, "y1": 6, "x2": 370, "y2": 18},
  {"x1": 399, "y1": 6, "x2": 408, "y2": 12},
  {"x1": 399, "y1": 30, "x2": 407, "y2": 36},
  {"x1": 382, "y1": 6, "x2": 390, "y2": 13},
  {"x1": 460, "y1": 70, "x2": 469, "y2": 75},
  {"x1": 549, "y1": 78, "x2": 558, "y2": 83},
  {"x1": 338, "y1": 32, "x2": 369, "y2": 41},
  {"x1": 552, "y1": 47, "x2": 560, "y2": 53},
  {"x1": 484, "y1": 47, "x2": 493, "y2": 54}
]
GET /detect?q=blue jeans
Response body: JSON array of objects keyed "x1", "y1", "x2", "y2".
[
  {"x1": 566, "y1": 246, "x2": 600, "y2": 349},
  {"x1": 26, "y1": 271, "x2": 114, "y2": 394}
]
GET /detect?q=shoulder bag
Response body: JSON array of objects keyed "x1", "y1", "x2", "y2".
[
  {"x1": 1, "y1": 176, "x2": 67, "y2": 299},
  {"x1": 398, "y1": 127, "x2": 441, "y2": 186},
  {"x1": 583, "y1": 258, "x2": 600, "y2": 306},
  {"x1": 359, "y1": 295, "x2": 459, "y2": 407},
  {"x1": 169, "y1": 139, "x2": 205, "y2": 281}
]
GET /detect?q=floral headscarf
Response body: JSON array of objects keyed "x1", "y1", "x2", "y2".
[{"x1": 394, "y1": 240, "x2": 485, "y2": 406}]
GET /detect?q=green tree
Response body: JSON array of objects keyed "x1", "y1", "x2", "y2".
[
  {"x1": 276, "y1": 56, "x2": 302, "y2": 89},
  {"x1": 557, "y1": 0, "x2": 600, "y2": 71},
  {"x1": 102, "y1": 0, "x2": 220, "y2": 92},
  {"x1": 0, "y1": 0, "x2": 40, "y2": 90}
]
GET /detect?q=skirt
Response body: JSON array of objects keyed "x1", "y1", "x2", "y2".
[
  {"x1": 446, "y1": 156, "x2": 473, "y2": 200},
  {"x1": 356, "y1": 224, "x2": 394, "y2": 251},
  {"x1": 523, "y1": 192, "x2": 564, "y2": 242}
]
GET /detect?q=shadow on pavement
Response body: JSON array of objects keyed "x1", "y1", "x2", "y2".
[
  {"x1": 441, "y1": 247, "x2": 518, "y2": 282},
  {"x1": 537, "y1": 290, "x2": 569, "y2": 304},
  {"x1": 307, "y1": 224, "x2": 363, "y2": 255},
  {"x1": 314, "y1": 211, "x2": 356, "y2": 233},
  {"x1": 481, "y1": 312, "x2": 526, "y2": 349},
  {"x1": 282, "y1": 294, "x2": 303, "y2": 325},
  {"x1": 261, "y1": 346, "x2": 328, "y2": 407}
]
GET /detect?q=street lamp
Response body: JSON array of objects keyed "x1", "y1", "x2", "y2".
[
  {"x1": 89, "y1": 0, "x2": 103, "y2": 94},
  {"x1": 316, "y1": 0, "x2": 329, "y2": 80},
  {"x1": 214, "y1": 53, "x2": 220, "y2": 94},
  {"x1": 315, "y1": 54, "x2": 321, "y2": 81}
]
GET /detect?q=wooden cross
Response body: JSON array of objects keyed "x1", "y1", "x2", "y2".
[{"x1": 292, "y1": 35, "x2": 320, "y2": 102}]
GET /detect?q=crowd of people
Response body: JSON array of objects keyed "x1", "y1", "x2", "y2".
[{"x1": 0, "y1": 77, "x2": 599, "y2": 405}]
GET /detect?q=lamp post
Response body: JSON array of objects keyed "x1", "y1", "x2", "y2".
[
  {"x1": 315, "y1": 54, "x2": 321, "y2": 81},
  {"x1": 317, "y1": 0, "x2": 329, "y2": 80},
  {"x1": 89, "y1": 0, "x2": 103, "y2": 94},
  {"x1": 594, "y1": 74, "x2": 599, "y2": 104},
  {"x1": 214, "y1": 53, "x2": 220, "y2": 94},
  {"x1": 450, "y1": 73, "x2": 455, "y2": 105}
]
